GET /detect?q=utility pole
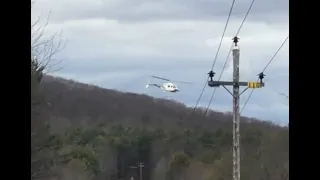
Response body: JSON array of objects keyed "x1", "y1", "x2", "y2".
[
  {"x1": 137, "y1": 162, "x2": 144, "y2": 180},
  {"x1": 129, "y1": 165, "x2": 138, "y2": 180},
  {"x1": 233, "y1": 36, "x2": 240, "y2": 180},
  {"x1": 207, "y1": 37, "x2": 265, "y2": 180}
]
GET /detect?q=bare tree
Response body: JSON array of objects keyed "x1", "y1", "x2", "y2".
[
  {"x1": 31, "y1": 0, "x2": 68, "y2": 112},
  {"x1": 31, "y1": 2, "x2": 68, "y2": 179},
  {"x1": 31, "y1": 0, "x2": 67, "y2": 75}
]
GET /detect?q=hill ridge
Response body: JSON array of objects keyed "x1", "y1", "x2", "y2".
[{"x1": 39, "y1": 75, "x2": 283, "y2": 132}]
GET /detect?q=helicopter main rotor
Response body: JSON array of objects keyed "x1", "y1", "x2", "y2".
[{"x1": 151, "y1": 75, "x2": 193, "y2": 84}]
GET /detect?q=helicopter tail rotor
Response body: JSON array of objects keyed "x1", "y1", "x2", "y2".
[{"x1": 145, "y1": 79, "x2": 150, "y2": 88}]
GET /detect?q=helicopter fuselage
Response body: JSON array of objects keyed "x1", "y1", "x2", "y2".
[{"x1": 161, "y1": 82, "x2": 179, "y2": 92}]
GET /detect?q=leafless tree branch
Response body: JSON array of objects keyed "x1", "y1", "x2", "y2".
[
  {"x1": 31, "y1": 2, "x2": 68, "y2": 179},
  {"x1": 31, "y1": 2, "x2": 67, "y2": 74}
]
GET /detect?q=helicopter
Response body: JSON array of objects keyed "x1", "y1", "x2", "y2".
[{"x1": 145, "y1": 76, "x2": 193, "y2": 93}]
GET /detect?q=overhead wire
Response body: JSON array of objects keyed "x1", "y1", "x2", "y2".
[
  {"x1": 192, "y1": 0, "x2": 236, "y2": 112},
  {"x1": 274, "y1": 91, "x2": 289, "y2": 99},
  {"x1": 192, "y1": 77, "x2": 209, "y2": 111},
  {"x1": 210, "y1": 0, "x2": 237, "y2": 71},
  {"x1": 279, "y1": 93, "x2": 289, "y2": 99},
  {"x1": 203, "y1": 0, "x2": 257, "y2": 115},
  {"x1": 203, "y1": 44, "x2": 233, "y2": 115},
  {"x1": 267, "y1": 86, "x2": 289, "y2": 99},
  {"x1": 240, "y1": 35, "x2": 289, "y2": 114}
]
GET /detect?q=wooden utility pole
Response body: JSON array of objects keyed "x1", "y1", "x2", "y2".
[
  {"x1": 233, "y1": 36, "x2": 241, "y2": 180},
  {"x1": 207, "y1": 37, "x2": 265, "y2": 180},
  {"x1": 129, "y1": 165, "x2": 138, "y2": 180}
]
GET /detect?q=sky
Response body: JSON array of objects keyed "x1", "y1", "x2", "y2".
[{"x1": 31, "y1": 0, "x2": 289, "y2": 126}]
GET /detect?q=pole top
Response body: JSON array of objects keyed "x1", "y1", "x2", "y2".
[{"x1": 233, "y1": 46, "x2": 240, "y2": 50}]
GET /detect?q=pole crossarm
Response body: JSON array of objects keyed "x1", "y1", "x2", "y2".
[{"x1": 208, "y1": 80, "x2": 265, "y2": 88}]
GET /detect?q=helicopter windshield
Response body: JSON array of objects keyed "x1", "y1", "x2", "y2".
[{"x1": 166, "y1": 84, "x2": 177, "y2": 89}]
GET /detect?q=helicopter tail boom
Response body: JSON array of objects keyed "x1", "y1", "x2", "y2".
[
  {"x1": 145, "y1": 78, "x2": 162, "y2": 89},
  {"x1": 146, "y1": 84, "x2": 162, "y2": 88}
]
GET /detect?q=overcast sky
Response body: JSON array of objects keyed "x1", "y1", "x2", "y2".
[{"x1": 32, "y1": 0, "x2": 289, "y2": 125}]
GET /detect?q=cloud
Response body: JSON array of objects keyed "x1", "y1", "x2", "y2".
[
  {"x1": 32, "y1": 0, "x2": 288, "y2": 23},
  {"x1": 32, "y1": 0, "x2": 289, "y2": 124}
]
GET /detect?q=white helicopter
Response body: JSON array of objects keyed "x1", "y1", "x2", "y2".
[{"x1": 145, "y1": 76, "x2": 193, "y2": 93}]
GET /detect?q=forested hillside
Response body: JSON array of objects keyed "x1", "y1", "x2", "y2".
[{"x1": 31, "y1": 75, "x2": 288, "y2": 180}]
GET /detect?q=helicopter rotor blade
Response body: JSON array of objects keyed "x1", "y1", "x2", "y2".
[
  {"x1": 172, "y1": 80, "x2": 193, "y2": 84},
  {"x1": 151, "y1": 76, "x2": 171, "y2": 82},
  {"x1": 151, "y1": 75, "x2": 193, "y2": 85}
]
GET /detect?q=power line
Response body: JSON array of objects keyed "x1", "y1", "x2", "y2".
[
  {"x1": 240, "y1": 88, "x2": 255, "y2": 114},
  {"x1": 235, "y1": 0, "x2": 256, "y2": 36},
  {"x1": 240, "y1": 35, "x2": 289, "y2": 114},
  {"x1": 262, "y1": 36, "x2": 289, "y2": 72},
  {"x1": 280, "y1": 93, "x2": 289, "y2": 99},
  {"x1": 204, "y1": 44, "x2": 233, "y2": 115},
  {"x1": 210, "y1": 0, "x2": 236, "y2": 70},
  {"x1": 267, "y1": 86, "x2": 289, "y2": 99},
  {"x1": 192, "y1": 0, "x2": 236, "y2": 111},
  {"x1": 274, "y1": 91, "x2": 289, "y2": 99},
  {"x1": 204, "y1": 0, "x2": 257, "y2": 115},
  {"x1": 192, "y1": 77, "x2": 209, "y2": 111}
]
